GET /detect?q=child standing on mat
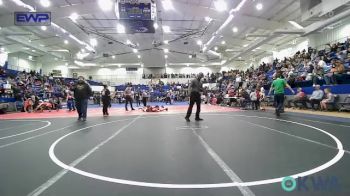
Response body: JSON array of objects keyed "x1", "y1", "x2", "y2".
[
  {"x1": 268, "y1": 71, "x2": 295, "y2": 116},
  {"x1": 185, "y1": 72, "x2": 204, "y2": 122},
  {"x1": 101, "y1": 85, "x2": 111, "y2": 116}
]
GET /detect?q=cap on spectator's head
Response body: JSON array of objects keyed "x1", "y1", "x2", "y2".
[{"x1": 78, "y1": 76, "x2": 84, "y2": 80}]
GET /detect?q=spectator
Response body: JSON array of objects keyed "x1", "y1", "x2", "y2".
[
  {"x1": 325, "y1": 59, "x2": 345, "y2": 85},
  {"x1": 286, "y1": 87, "x2": 307, "y2": 108},
  {"x1": 67, "y1": 94, "x2": 75, "y2": 111},
  {"x1": 312, "y1": 60, "x2": 324, "y2": 86},
  {"x1": 320, "y1": 88, "x2": 335, "y2": 111},
  {"x1": 250, "y1": 88, "x2": 261, "y2": 110},
  {"x1": 308, "y1": 85, "x2": 324, "y2": 110}
]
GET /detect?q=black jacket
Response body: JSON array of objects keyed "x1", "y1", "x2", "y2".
[
  {"x1": 73, "y1": 81, "x2": 92, "y2": 100},
  {"x1": 101, "y1": 89, "x2": 111, "y2": 103}
]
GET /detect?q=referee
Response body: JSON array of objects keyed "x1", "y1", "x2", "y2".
[
  {"x1": 185, "y1": 72, "x2": 204, "y2": 122},
  {"x1": 268, "y1": 71, "x2": 295, "y2": 116}
]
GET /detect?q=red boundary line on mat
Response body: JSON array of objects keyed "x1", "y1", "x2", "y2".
[{"x1": 0, "y1": 105, "x2": 241, "y2": 120}]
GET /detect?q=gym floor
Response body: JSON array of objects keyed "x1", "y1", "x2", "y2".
[{"x1": 0, "y1": 105, "x2": 349, "y2": 196}]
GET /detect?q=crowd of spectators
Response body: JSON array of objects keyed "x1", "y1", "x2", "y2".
[
  {"x1": 0, "y1": 69, "x2": 84, "y2": 112},
  {"x1": 1, "y1": 38, "x2": 350, "y2": 113},
  {"x1": 190, "y1": 39, "x2": 350, "y2": 111},
  {"x1": 142, "y1": 72, "x2": 219, "y2": 83}
]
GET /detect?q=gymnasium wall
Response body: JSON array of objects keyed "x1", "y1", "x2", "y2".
[
  {"x1": 41, "y1": 63, "x2": 70, "y2": 77},
  {"x1": 309, "y1": 16, "x2": 350, "y2": 49},
  {"x1": 165, "y1": 67, "x2": 219, "y2": 74},
  {"x1": 7, "y1": 52, "x2": 38, "y2": 72}
]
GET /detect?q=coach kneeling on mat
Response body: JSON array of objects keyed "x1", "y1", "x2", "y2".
[
  {"x1": 185, "y1": 72, "x2": 204, "y2": 122},
  {"x1": 73, "y1": 76, "x2": 92, "y2": 121}
]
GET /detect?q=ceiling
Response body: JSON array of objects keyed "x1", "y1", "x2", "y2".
[{"x1": 0, "y1": 0, "x2": 350, "y2": 69}]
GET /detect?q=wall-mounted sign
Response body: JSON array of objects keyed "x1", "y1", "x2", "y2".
[{"x1": 14, "y1": 12, "x2": 51, "y2": 26}]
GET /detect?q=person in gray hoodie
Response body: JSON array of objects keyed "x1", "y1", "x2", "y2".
[{"x1": 73, "y1": 76, "x2": 92, "y2": 121}]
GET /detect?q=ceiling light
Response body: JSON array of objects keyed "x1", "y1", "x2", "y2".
[
  {"x1": 126, "y1": 39, "x2": 132, "y2": 45},
  {"x1": 205, "y1": 16, "x2": 212, "y2": 22},
  {"x1": 162, "y1": 25, "x2": 171, "y2": 33},
  {"x1": 164, "y1": 55, "x2": 168, "y2": 59},
  {"x1": 186, "y1": 64, "x2": 189, "y2": 67},
  {"x1": 165, "y1": 63, "x2": 168, "y2": 67},
  {"x1": 202, "y1": 64, "x2": 205, "y2": 67},
  {"x1": 81, "y1": 48, "x2": 85, "y2": 53},
  {"x1": 68, "y1": 66, "x2": 79, "y2": 69},
  {"x1": 162, "y1": 0, "x2": 174, "y2": 10},
  {"x1": 232, "y1": 27, "x2": 238, "y2": 33},
  {"x1": 117, "y1": 23, "x2": 125, "y2": 33},
  {"x1": 41, "y1": 26, "x2": 47, "y2": 31},
  {"x1": 64, "y1": 40, "x2": 69, "y2": 44},
  {"x1": 54, "y1": 58, "x2": 58, "y2": 61},
  {"x1": 256, "y1": 3, "x2": 263, "y2": 10},
  {"x1": 76, "y1": 52, "x2": 89, "y2": 60},
  {"x1": 164, "y1": 48, "x2": 169, "y2": 53},
  {"x1": 112, "y1": 55, "x2": 116, "y2": 59},
  {"x1": 197, "y1": 40, "x2": 203, "y2": 45},
  {"x1": 0, "y1": 47, "x2": 4, "y2": 52},
  {"x1": 118, "y1": 65, "x2": 121, "y2": 68},
  {"x1": 137, "y1": 55, "x2": 141, "y2": 59},
  {"x1": 39, "y1": 44, "x2": 45, "y2": 47},
  {"x1": 164, "y1": 40, "x2": 169, "y2": 44},
  {"x1": 40, "y1": 0, "x2": 50, "y2": 7},
  {"x1": 98, "y1": 0, "x2": 113, "y2": 11},
  {"x1": 28, "y1": 55, "x2": 32, "y2": 60},
  {"x1": 69, "y1": 13, "x2": 79, "y2": 22},
  {"x1": 133, "y1": 48, "x2": 138, "y2": 53},
  {"x1": 214, "y1": 46, "x2": 218, "y2": 51},
  {"x1": 214, "y1": 0, "x2": 227, "y2": 12},
  {"x1": 288, "y1": 21, "x2": 304, "y2": 29},
  {"x1": 28, "y1": 40, "x2": 31, "y2": 42},
  {"x1": 31, "y1": 49, "x2": 36, "y2": 52},
  {"x1": 153, "y1": 23, "x2": 159, "y2": 29},
  {"x1": 221, "y1": 40, "x2": 226, "y2": 45},
  {"x1": 189, "y1": 55, "x2": 192, "y2": 59},
  {"x1": 140, "y1": 63, "x2": 144, "y2": 67},
  {"x1": 65, "y1": 63, "x2": 68, "y2": 66},
  {"x1": 238, "y1": 56, "x2": 242, "y2": 59},
  {"x1": 90, "y1": 38, "x2": 97, "y2": 47},
  {"x1": 0, "y1": 0, "x2": 3, "y2": 6},
  {"x1": 243, "y1": 44, "x2": 248, "y2": 47}
]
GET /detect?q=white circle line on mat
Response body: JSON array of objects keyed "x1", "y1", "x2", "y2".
[
  {"x1": 0, "y1": 120, "x2": 51, "y2": 140},
  {"x1": 48, "y1": 114, "x2": 344, "y2": 189}
]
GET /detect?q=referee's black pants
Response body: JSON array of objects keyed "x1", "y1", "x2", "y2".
[{"x1": 185, "y1": 92, "x2": 201, "y2": 119}]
